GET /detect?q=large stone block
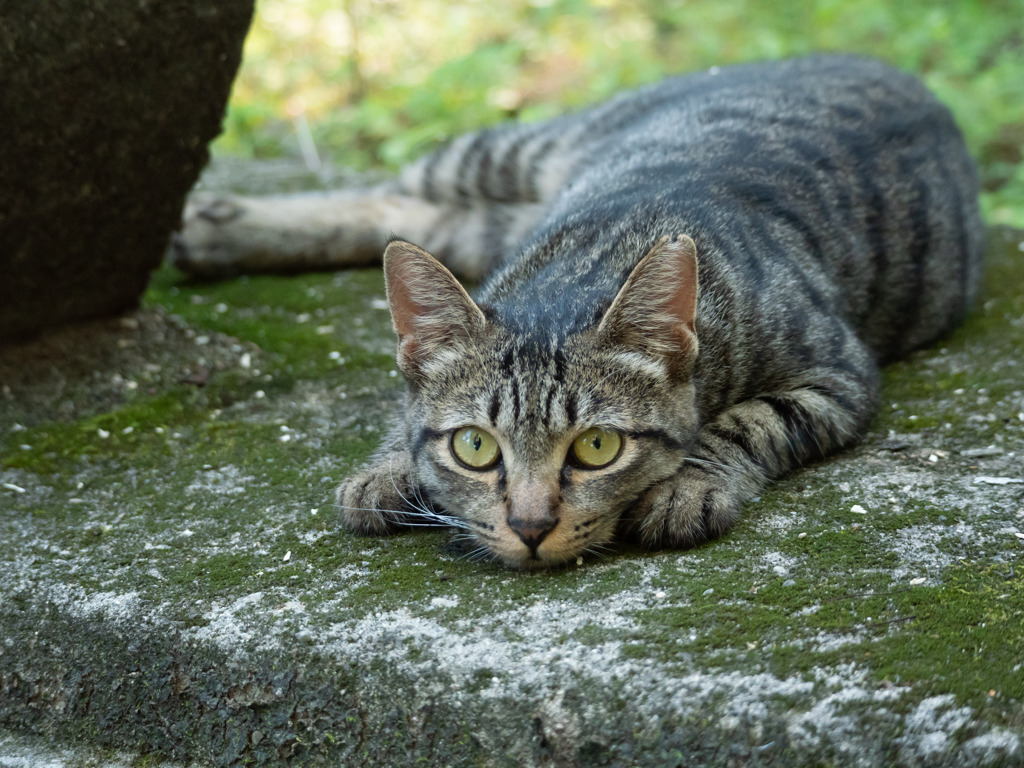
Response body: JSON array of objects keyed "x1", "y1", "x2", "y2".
[{"x1": 0, "y1": 1, "x2": 254, "y2": 341}]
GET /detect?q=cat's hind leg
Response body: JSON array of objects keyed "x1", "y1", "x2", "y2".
[
  {"x1": 173, "y1": 118, "x2": 581, "y2": 279},
  {"x1": 173, "y1": 183, "x2": 548, "y2": 280},
  {"x1": 175, "y1": 187, "x2": 432, "y2": 277}
]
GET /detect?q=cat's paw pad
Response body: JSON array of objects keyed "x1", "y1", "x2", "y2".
[
  {"x1": 171, "y1": 194, "x2": 249, "y2": 277},
  {"x1": 632, "y1": 465, "x2": 742, "y2": 549},
  {"x1": 336, "y1": 454, "x2": 416, "y2": 535}
]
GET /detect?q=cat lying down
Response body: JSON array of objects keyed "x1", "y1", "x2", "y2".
[{"x1": 175, "y1": 55, "x2": 983, "y2": 569}]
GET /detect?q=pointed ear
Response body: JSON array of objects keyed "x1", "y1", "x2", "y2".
[
  {"x1": 383, "y1": 240, "x2": 486, "y2": 381},
  {"x1": 597, "y1": 234, "x2": 699, "y2": 374}
]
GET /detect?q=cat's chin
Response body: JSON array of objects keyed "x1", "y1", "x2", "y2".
[
  {"x1": 497, "y1": 547, "x2": 589, "y2": 571},
  {"x1": 442, "y1": 534, "x2": 587, "y2": 570}
]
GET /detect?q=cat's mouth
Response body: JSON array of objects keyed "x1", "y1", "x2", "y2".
[{"x1": 493, "y1": 528, "x2": 606, "y2": 570}]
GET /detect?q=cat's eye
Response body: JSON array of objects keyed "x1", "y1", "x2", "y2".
[
  {"x1": 569, "y1": 427, "x2": 623, "y2": 469},
  {"x1": 451, "y1": 426, "x2": 501, "y2": 470}
]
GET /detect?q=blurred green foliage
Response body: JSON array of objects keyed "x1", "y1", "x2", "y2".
[{"x1": 215, "y1": 0, "x2": 1024, "y2": 225}]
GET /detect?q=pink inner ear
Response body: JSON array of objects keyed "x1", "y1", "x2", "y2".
[
  {"x1": 667, "y1": 238, "x2": 699, "y2": 335},
  {"x1": 598, "y1": 234, "x2": 699, "y2": 357},
  {"x1": 385, "y1": 259, "x2": 424, "y2": 342},
  {"x1": 382, "y1": 240, "x2": 487, "y2": 375},
  {"x1": 384, "y1": 241, "x2": 432, "y2": 341}
]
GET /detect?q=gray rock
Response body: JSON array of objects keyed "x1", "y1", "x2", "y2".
[{"x1": 0, "y1": 0, "x2": 253, "y2": 341}]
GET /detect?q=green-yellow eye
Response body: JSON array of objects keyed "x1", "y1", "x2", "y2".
[
  {"x1": 570, "y1": 427, "x2": 623, "y2": 469},
  {"x1": 451, "y1": 426, "x2": 501, "y2": 469}
]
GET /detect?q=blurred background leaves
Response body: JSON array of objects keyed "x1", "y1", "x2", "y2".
[{"x1": 213, "y1": 0, "x2": 1024, "y2": 226}]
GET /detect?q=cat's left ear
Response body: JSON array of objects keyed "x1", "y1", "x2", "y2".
[
  {"x1": 383, "y1": 240, "x2": 487, "y2": 383},
  {"x1": 597, "y1": 234, "x2": 699, "y2": 374}
]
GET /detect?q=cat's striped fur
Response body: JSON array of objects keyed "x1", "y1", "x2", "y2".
[{"x1": 176, "y1": 55, "x2": 984, "y2": 569}]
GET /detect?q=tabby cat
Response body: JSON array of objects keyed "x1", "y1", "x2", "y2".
[{"x1": 175, "y1": 55, "x2": 984, "y2": 569}]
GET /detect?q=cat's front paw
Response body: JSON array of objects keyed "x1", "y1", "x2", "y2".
[
  {"x1": 336, "y1": 452, "x2": 417, "y2": 535},
  {"x1": 630, "y1": 465, "x2": 743, "y2": 550}
]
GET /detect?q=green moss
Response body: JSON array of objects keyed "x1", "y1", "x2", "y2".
[
  {"x1": 877, "y1": 227, "x2": 1024, "y2": 442},
  {"x1": 145, "y1": 265, "x2": 398, "y2": 382},
  {"x1": 3, "y1": 392, "x2": 190, "y2": 473},
  {"x1": 168, "y1": 553, "x2": 258, "y2": 593},
  {"x1": 623, "y1": 541, "x2": 1024, "y2": 726}
]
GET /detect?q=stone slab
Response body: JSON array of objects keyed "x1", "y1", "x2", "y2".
[{"x1": 0, "y1": 179, "x2": 1022, "y2": 765}]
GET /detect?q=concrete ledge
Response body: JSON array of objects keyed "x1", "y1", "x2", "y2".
[{"x1": 1, "y1": 213, "x2": 1022, "y2": 766}]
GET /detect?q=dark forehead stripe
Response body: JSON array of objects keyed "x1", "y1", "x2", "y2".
[
  {"x1": 542, "y1": 385, "x2": 557, "y2": 429},
  {"x1": 564, "y1": 390, "x2": 578, "y2": 425},
  {"x1": 488, "y1": 387, "x2": 502, "y2": 425},
  {"x1": 510, "y1": 376, "x2": 522, "y2": 423},
  {"x1": 500, "y1": 347, "x2": 515, "y2": 375},
  {"x1": 552, "y1": 348, "x2": 566, "y2": 382}
]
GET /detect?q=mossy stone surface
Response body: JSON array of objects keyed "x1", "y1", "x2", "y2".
[{"x1": 1, "y1": 165, "x2": 1022, "y2": 766}]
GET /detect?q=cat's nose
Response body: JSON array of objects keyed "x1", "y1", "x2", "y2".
[
  {"x1": 508, "y1": 478, "x2": 559, "y2": 554},
  {"x1": 508, "y1": 515, "x2": 558, "y2": 551}
]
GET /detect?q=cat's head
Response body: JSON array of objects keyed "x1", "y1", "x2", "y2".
[{"x1": 383, "y1": 235, "x2": 700, "y2": 569}]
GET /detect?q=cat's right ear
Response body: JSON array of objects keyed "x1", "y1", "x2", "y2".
[{"x1": 383, "y1": 240, "x2": 487, "y2": 382}]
